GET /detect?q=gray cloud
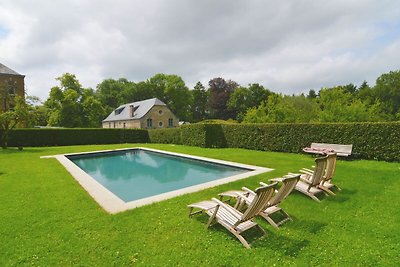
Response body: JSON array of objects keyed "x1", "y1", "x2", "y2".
[{"x1": 1, "y1": 0, "x2": 399, "y2": 100}]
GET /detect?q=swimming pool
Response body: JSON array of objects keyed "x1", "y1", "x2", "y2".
[{"x1": 52, "y1": 147, "x2": 272, "y2": 213}]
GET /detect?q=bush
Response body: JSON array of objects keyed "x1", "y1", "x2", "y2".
[
  {"x1": 2, "y1": 128, "x2": 149, "y2": 147},
  {"x1": 152, "y1": 122, "x2": 400, "y2": 161},
  {"x1": 3, "y1": 122, "x2": 399, "y2": 161},
  {"x1": 148, "y1": 128, "x2": 182, "y2": 145}
]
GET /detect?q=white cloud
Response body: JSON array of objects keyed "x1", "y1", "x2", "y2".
[{"x1": 0, "y1": 0, "x2": 400, "y2": 100}]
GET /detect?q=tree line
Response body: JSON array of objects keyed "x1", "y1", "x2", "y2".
[{"x1": 2, "y1": 70, "x2": 400, "y2": 129}]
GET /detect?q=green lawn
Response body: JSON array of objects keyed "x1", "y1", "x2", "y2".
[{"x1": 1, "y1": 144, "x2": 399, "y2": 266}]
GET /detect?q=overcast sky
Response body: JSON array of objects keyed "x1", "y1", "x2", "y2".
[{"x1": 1, "y1": 0, "x2": 400, "y2": 101}]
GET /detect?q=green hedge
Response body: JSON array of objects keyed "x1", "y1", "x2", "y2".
[
  {"x1": 148, "y1": 128, "x2": 182, "y2": 145},
  {"x1": 2, "y1": 128, "x2": 149, "y2": 147},
  {"x1": 148, "y1": 122, "x2": 400, "y2": 161},
  {"x1": 3, "y1": 122, "x2": 399, "y2": 161}
]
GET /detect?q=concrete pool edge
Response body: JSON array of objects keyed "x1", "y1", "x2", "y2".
[{"x1": 44, "y1": 147, "x2": 274, "y2": 214}]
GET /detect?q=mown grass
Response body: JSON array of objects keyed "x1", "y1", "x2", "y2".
[{"x1": 0, "y1": 144, "x2": 399, "y2": 266}]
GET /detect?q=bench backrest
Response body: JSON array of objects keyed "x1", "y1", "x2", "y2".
[{"x1": 311, "y1": 143, "x2": 353, "y2": 156}]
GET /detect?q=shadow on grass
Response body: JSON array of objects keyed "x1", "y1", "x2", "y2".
[
  {"x1": 0, "y1": 147, "x2": 46, "y2": 154},
  {"x1": 285, "y1": 219, "x2": 327, "y2": 234},
  {"x1": 254, "y1": 231, "x2": 310, "y2": 257},
  {"x1": 189, "y1": 214, "x2": 311, "y2": 256},
  {"x1": 327, "y1": 188, "x2": 358, "y2": 203}
]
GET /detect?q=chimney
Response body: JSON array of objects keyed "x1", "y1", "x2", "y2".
[{"x1": 130, "y1": 105, "x2": 134, "y2": 117}]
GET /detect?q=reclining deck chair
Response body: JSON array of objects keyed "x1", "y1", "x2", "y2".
[
  {"x1": 187, "y1": 183, "x2": 276, "y2": 248},
  {"x1": 291, "y1": 155, "x2": 328, "y2": 202},
  {"x1": 301, "y1": 153, "x2": 341, "y2": 195},
  {"x1": 218, "y1": 175, "x2": 300, "y2": 228}
]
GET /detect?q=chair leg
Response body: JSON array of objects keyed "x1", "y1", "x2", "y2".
[
  {"x1": 307, "y1": 192, "x2": 321, "y2": 202},
  {"x1": 261, "y1": 208, "x2": 292, "y2": 229},
  {"x1": 322, "y1": 187, "x2": 336, "y2": 195},
  {"x1": 229, "y1": 228, "x2": 251, "y2": 249}
]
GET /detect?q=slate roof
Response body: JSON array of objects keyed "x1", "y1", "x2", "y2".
[
  {"x1": 0, "y1": 63, "x2": 24, "y2": 76},
  {"x1": 103, "y1": 98, "x2": 167, "y2": 122}
]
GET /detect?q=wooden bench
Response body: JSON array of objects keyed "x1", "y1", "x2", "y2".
[{"x1": 303, "y1": 143, "x2": 353, "y2": 157}]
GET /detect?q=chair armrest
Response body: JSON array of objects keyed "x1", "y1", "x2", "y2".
[
  {"x1": 241, "y1": 187, "x2": 256, "y2": 197},
  {"x1": 269, "y1": 177, "x2": 284, "y2": 183},
  {"x1": 300, "y1": 169, "x2": 313, "y2": 175},
  {"x1": 299, "y1": 176, "x2": 312, "y2": 184},
  {"x1": 211, "y1": 198, "x2": 242, "y2": 218},
  {"x1": 301, "y1": 168, "x2": 314, "y2": 173}
]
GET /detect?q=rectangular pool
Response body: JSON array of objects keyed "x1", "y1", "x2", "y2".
[{"x1": 52, "y1": 147, "x2": 272, "y2": 213}]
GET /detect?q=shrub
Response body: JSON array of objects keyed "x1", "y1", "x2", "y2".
[
  {"x1": 2, "y1": 128, "x2": 149, "y2": 147},
  {"x1": 152, "y1": 122, "x2": 400, "y2": 161},
  {"x1": 148, "y1": 128, "x2": 182, "y2": 145}
]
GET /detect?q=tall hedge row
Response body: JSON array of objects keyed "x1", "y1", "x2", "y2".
[
  {"x1": 148, "y1": 128, "x2": 182, "y2": 145},
  {"x1": 148, "y1": 122, "x2": 400, "y2": 161},
  {"x1": 2, "y1": 122, "x2": 398, "y2": 161},
  {"x1": 1, "y1": 128, "x2": 149, "y2": 147}
]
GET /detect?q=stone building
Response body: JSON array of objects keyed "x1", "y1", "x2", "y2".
[
  {"x1": 102, "y1": 98, "x2": 179, "y2": 129},
  {"x1": 0, "y1": 63, "x2": 25, "y2": 111}
]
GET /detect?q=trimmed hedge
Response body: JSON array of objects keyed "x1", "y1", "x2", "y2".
[
  {"x1": 2, "y1": 122, "x2": 399, "y2": 161},
  {"x1": 148, "y1": 128, "x2": 182, "y2": 145},
  {"x1": 148, "y1": 122, "x2": 400, "y2": 161},
  {"x1": 1, "y1": 128, "x2": 149, "y2": 147}
]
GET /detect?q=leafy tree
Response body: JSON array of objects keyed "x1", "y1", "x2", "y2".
[
  {"x1": 248, "y1": 83, "x2": 272, "y2": 106},
  {"x1": 318, "y1": 86, "x2": 385, "y2": 122},
  {"x1": 208, "y1": 77, "x2": 238, "y2": 120},
  {"x1": 0, "y1": 95, "x2": 29, "y2": 148},
  {"x1": 227, "y1": 87, "x2": 251, "y2": 122},
  {"x1": 243, "y1": 94, "x2": 319, "y2": 123},
  {"x1": 191, "y1": 82, "x2": 208, "y2": 122},
  {"x1": 227, "y1": 83, "x2": 272, "y2": 121},
  {"x1": 307, "y1": 89, "x2": 317, "y2": 99},
  {"x1": 96, "y1": 78, "x2": 129, "y2": 113},
  {"x1": 147, "y1": 74, "x2": 192, "y2": 121},
  {"x1": 45, "y1": 73, "x2": 104, "y2": 127},
  {"x1": 374, "y1": 70, "x2": 400, "y2": 118}
]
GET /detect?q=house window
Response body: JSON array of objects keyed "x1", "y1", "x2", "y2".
[
  {"x1": 113, "y1": 122, "x2": 116, "y2": 128},
  {"x1": 123, "y1": 123, "x2": 126, "y2": 128},
  {"x1": 158, "y1": 110, "x2": 163, "y2": 115},
  {"x1": 146, "y1": 118, "x2": 153, "y2": 128},
  {"x1": 168, "y1": 118, "x2": 173, "y2": 127},
  {"x1": 159, "y1": 121, "x2": 163, "y2": 128},
  {"x1": 109, "y1": 122, "x2": 111, "y2": 128}
]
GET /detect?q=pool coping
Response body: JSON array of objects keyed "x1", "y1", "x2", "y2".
[{"x1": 43, "y1": 147, "x2": 273, "y2": 214}]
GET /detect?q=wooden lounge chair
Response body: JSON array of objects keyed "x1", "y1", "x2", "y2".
[
  {"x1": 291, "y1": 155, "x2": 328, "y2": 202},
  {"x1": 187, "y1": 183, "x2": 276, "y2": 248},
  {"x1": 302, "y1": 153, "x2": 341, "y2": 195},
  {"x1": 218, "y1": 175, "x2": 300, "y2": 228}
]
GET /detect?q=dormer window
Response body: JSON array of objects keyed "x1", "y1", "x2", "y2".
[{"x1": 114, "y1": 107, "x2": 125, "y2": 115}]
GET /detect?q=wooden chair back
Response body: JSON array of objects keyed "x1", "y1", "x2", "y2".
[
  {"x1": 309, "y1": 155, "x2": 328, "y2": 187},
  {"x1": 269, "y1": 175, "x2": 300, "y2": 206},
  {"x1": 323, "y1": 153, "x2": 337, "y2": 182},
  {"x1": 240, "y1": 183, "x2": 276, "y2": 223}
]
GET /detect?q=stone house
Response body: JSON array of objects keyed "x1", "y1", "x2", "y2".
[
  {"x1": 102, "y1": 98, "x2": 179, "y2": 129},
  {"x1": 0, "y1": 63, "x2": 25, "y2": 111}
]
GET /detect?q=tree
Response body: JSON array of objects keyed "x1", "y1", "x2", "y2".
[
  {"x1": 45, "y1": 73, "x2": 104, "y2": 127},
  {"x1": 96, "y1": 78, "x2": 130, "y2": 114},
  {"x1": 373, "y1": 70, "x2": 400, "y2": 118},
  {"x1": 208, "y1": 77, "x2": 238, "y2": 120},
  {"x1": 227, "y1": 87, "x2": 251, "y2": 122},
  {"x1": 307, "y1": 89, "x2": 317, "y2": 99},
  {"x1": 191, "y1": 82, "x2": 208, "y2": 122},
  {"x1": 318, "y1": 86, "x2": 385, "y2": 122},
  {"x1": 147, "y1": 74, "x2": 192, "y2": 121},
  {"x1": 0, "y1": 95, "x2": 29, "y2": 148},
  {"x1": 227, "y1": 83, "x2": 272, "y2": 121}
]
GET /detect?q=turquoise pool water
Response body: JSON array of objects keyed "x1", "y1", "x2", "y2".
[{"x1": 68, "y1": 149, "x2": 250, "y2": 202}]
